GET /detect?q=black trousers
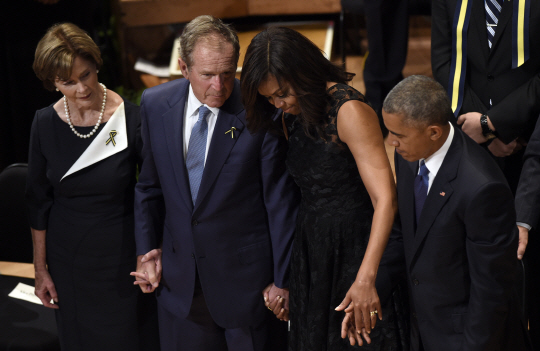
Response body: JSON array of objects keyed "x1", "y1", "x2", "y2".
[{"x1": 157, "y1": 273, "x2": 287, "y2": 351}]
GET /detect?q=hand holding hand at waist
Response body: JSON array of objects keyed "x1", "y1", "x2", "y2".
[{"x1": 131, "y1": 249, "x2": 162, "y2": 293}]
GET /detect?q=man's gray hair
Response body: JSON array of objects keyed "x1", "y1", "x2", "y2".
[
  {"x1": 383, "y1": 75, "x2": 453, "y2": 127},
  {"x1": 179, "y1": 15, "x2": 240, "y2": 69}
]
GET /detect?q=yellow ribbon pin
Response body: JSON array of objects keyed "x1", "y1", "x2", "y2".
[
  {"x1": 106, "y1": 130, "x2": 118, "y2": 146},
  {"x1": 225, "y1": 127, "x2": 237, "y2": 139}
]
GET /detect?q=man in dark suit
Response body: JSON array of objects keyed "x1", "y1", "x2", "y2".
[
  {"x1": 380, "y1": 75, "x2": 530, "y2": 350},
  {"x1": 515, "y1": 110, "x2": 540, "y2": 348},
  {"x1": 131, "y1": 15, "x2": 299, "y2": 350},
  {"x1": 432, "y1": 1, "x2": 540, "y2": 344}
]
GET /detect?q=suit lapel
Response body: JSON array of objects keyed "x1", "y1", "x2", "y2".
[
  {"x1": 61, "y1": 102, "x2": 127, "y2": 181},
  {"x1": 411, "y1": 132, "x2": 462, "y2": 264},
  {"x1": 162, "y1": 80, "x2": 193, "y2": 212},
  {"x1": 396, "y1": 153, "x2": 418, "y2": 263},
  {"x1": 193, "y1": 81, "x2": 245, "y2": 212}
]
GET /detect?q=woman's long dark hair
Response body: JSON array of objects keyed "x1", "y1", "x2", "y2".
[{"x1": 240, "y1": 26, "x2": 355, "y2": 137}]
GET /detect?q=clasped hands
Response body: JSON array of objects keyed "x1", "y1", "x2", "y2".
[
  {"x1": 130, "y1": 249, "x2": 292, "y2": 324},
  {"x1": 131, "y1": 248, "x2": 162, "y2": 293},
  {"x1": 335, "y1": 279, "x2": 382, "y2": 347},
  {"x1": 262, "y1": 283, "x2": 290, "y2": 322},
  {"x1": 457, "y1": 112, "x2": 525, "y2": 157}
]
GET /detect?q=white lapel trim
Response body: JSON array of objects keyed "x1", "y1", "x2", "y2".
[{"x1": 61, "y1": 102, "x2": 127, "y2": 181}]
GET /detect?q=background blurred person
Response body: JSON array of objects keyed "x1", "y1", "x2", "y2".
[
  {"x1": 431, "y1": 0, "x2": 540, "y2": 191},
  {"x1": 363, "y1": 0, "x2": 409, "y2": 134}
]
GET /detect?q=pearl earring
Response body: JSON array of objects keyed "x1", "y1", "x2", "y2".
[{"x1": 56, "y1": 88, "x2": 59, "y2": 92}]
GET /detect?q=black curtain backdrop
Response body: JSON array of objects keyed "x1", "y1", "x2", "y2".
[{"x1": 0, "y1": 0, "x2": 103, "y2": 171}]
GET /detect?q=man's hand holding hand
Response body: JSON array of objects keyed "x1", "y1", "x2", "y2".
[
  {"x1": 341, "y1": 309, "x2": 371, "y2": 346},
  {"x1": 335, "y1": 278, "x2": 382, "y2": 334},
  {"x1": 130, "y1": 249, "x2": 162, "y2": 293},
  {"x1": 262, "y1": 283, "x2": 290, "y2": 321}
]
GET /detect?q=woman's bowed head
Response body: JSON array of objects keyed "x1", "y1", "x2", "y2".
[
  {"x1": 33, "y1": 23, "x2": 102, "y2": 92},
  {"x1": 240, "y1": 26, "x2": 354, "y2": 136},
  {"x1": 32, "y1": 23, "x2": 124, "y2": 137}
]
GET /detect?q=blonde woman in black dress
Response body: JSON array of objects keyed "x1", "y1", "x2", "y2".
[{"x1": 27, "y1": 23, "x2": 158, "y2": 350}]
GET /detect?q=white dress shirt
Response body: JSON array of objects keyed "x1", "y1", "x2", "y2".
[
  {"x1": 183, "y1": 84, "x2": 219, "y2": 165},
  {"x1": 418, "y1": 123, "x2": 455, "y2": 194}
]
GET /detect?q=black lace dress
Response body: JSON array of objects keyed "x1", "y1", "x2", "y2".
[{"x1": 286, "y1": 84, "x2": 408, "y2": 350}]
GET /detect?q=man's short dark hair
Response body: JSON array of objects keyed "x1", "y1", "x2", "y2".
[{"x1": 383, "y1": 75, "x2": 453, "y2": 127}]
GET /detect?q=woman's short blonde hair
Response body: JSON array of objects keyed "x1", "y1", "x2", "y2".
[{"x1": 33, "y1": 23, "x2": 102, "y2": 91}]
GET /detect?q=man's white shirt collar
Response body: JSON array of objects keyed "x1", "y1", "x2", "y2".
[
  {"x1": 419, "y1": 122, "x2": 454, "y2": 193},
  {"x1": 183, "y1": 84, "x2": 219, "y2": 161}
]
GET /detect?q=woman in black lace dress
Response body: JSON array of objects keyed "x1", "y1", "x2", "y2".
[{"x1": 241, "y1": 27, "x2": 408, "y2": 350}]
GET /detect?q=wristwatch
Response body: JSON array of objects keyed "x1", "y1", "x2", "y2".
[{"x1": 480, "y1": 114, "x2": 496, "y2": 140}]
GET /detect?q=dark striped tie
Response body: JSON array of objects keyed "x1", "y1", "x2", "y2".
[
  {"x1": 485, "y1": 0, "x2": 503, "y2": 49},
  {"x1": 414, "y1": 160, "x2": 429, "y2": 225}
]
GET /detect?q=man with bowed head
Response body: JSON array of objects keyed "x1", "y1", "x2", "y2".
[
  {"x1": 362, "y1": 75, "x2": 530, "y2": 350},
  {"x1": 131, "y1": 15, "x2": 299, "y2": 350}
]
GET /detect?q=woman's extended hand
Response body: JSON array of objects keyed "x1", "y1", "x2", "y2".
[
  {"x1": 34, "y1": 268, "x2": 59, "y2": 309},
  {"x1": 336, "y1": 279, "x2": 382, "y2": 333}
]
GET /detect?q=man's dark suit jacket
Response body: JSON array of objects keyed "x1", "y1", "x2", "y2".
[
  {"x1": 134, "y1": 78, "x2": 299, "y2": 329},
  {"x1": 383, "y1": 128, "x2": 531, "y2": 351},
  {"x1": 431, "y1": 0, "x2": 540, "y2": 143}
]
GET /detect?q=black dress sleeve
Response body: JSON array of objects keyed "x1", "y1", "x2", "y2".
[{"x1": 25, "y1": 110, "x2": 53, "y2": 230}]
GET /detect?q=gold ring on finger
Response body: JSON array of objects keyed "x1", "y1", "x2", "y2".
[
  {"x1": 370, "y1": 310, "x2": 378, "y2": 317},
  {"x1": 268, "y1": 306, "x2": 273, "y2": 311}
]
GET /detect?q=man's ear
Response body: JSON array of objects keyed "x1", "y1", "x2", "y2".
[
  {"x1": 178, "y1": 58, "x2": 189, "y2": 79},
  {"x1": 428, "y1": 125, "x2": 444, "y2": 141}
]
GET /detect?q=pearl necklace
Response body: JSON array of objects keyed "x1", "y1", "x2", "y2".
[{"x1": 64, "y1": 83, "x2": 107, "y2": 139}]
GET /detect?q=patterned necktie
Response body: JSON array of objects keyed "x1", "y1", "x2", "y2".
[
  {"x1": 485, "y1": 0, "x2": 503, "y2": 49},
  {"x1": 414, "y1": 160, "x2": 430, "y2": 225},
  {"x1": 186, "y1": 106, "x2": 210, "y2": 204}
]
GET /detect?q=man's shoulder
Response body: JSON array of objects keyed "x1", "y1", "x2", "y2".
[
  {"x1": 453, "y1": 129, "x2": 509, "y2": 188},
  {"x1": 219, "y1": 79, "x2": 244, "y2": 117}
]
